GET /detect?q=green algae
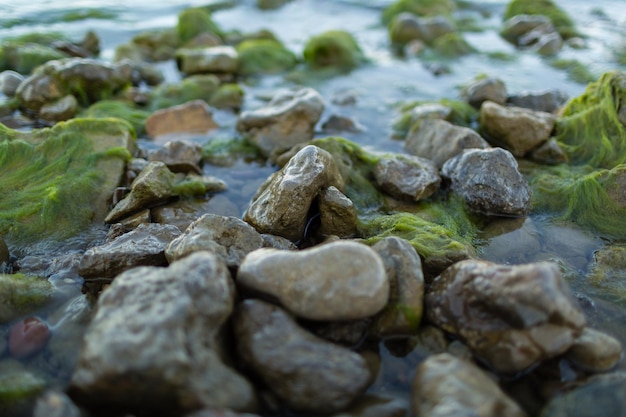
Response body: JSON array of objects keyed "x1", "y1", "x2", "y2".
[
  {"x1": 149, "y1": 74, "x2": 221, "y2": 111},
  {"x1": 382, "y1": 0, "x2": 456, "y2": 25},
  {"x1": 236, "y1": 39, "x2": 297, "y2": 76},
  {"x1": 82, "y1": 100, "x2": 150, "y2": 137},
  {"x1": 0, "y1": 119, "x2": 134, "y2": 246},
  {"x1": 209, "y1": 83, "x2": 244, "y2": 110},
  {"x1": 0, "y1": 274, "x2": 53, "y2": 323},
  {"x1": 430, "y1": 33, "x2": 476, "y2": 57},
  {"x1": 202, "y1": 136, "x2": 264, "y2": 167},
  {"x1": 177, "y1": 8, "x2": 222, "y2": 45},
  {"x1": 303, "y1": 30, "x2": 366, "y2": 71},
  {"x1": 548, "y1": 59, "x2": 596, "y2": 84},
  {"x1": 0, "y1": 42, "x2": 68, "y2": 74},
  {"x1": 503, "y1": 0, "x2": 578, "y2": 39},
  {"x1": 0, "y1": 366, "x2": 46, "y2": 416},
  {"x1": 60, "y1": 9, "x2": 118, "y2": 22}
]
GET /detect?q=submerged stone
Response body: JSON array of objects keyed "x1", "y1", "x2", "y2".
[
  {"x1": 0, "y1": 363, "x2": 46, "y2": 417},
  {"x1": 0, "y1": 274, "x2": 53, "y2": 324},
  {"x1": 303, "y1": 30, "x2": 365, "y2": 71},
  {"x1": 8, "y1": 316, "x2": 51, "y2": 359}
]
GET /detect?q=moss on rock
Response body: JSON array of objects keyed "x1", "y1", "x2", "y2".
[
  {"x1": 236, "y1": 39, "x2": 297, "y2": 76},
  {"x1": 382, "y1": 0, "x2": 456, "y2": 25},
  {"x1": 177, "y1": 7, "x2": 222, "y2": 45},
  {"x1": 431, "y1": 32, "x2": 476, "y2": 57},
  {"x1": 303, "y1": 30, "x2": 365, "y2": 71},
  {"x1": 0, "y1": 364, "x2": 46, "y2": 416},
  {"x1": 149, "y1": 74, "x2": 221, "y2": 111},
  {"x1": 82, "y1": 100, "x2": 151, "y2": 137},
  {"x1": 503, "y1": 0, "x2": 578, "y2": 39},
  {"x1": 0, "y1": 274, "x2": 53, "y2": 323}
]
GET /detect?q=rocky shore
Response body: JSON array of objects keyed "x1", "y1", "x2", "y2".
[{"x1": 1, "y1": 0, "x2": 626, "y2": 416}]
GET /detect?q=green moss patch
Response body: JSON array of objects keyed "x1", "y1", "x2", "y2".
[
  {"x1": 0, "y1": 367, "x2": 46, "y2": 415},
  {"x1": 177, "y1": 7, "x2": 223, "y2": 44},
  {"x1": 382, "y1": 0, "x2": 456, "y2": 25},
  {"x1": 149, "y1": 74, "x2": 221, "y2": 111},
  {"x1": 503, "y1": 0, "x2": 578, "y2": 39},
  {"x1": 202, "y1": 136, "x2": 264, "y2": 166},
  {"x1": 303, "y1": 30, "x2": 365, "y2": 71},
  {"x1": 548, "y1": 59, "x2": 596, "y2": 84},
  {"x1": 82, "y1": 100, "x2": 151, "y2": 137},
  {"x1": 0, "y1": 274, "x2": 53, "y2": 323},
  {"x1": 236, "y1": 39, "x2": 297, "y2": 76}
]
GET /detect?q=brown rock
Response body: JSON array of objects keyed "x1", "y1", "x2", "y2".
[{"x1": 146, "y1": 99, "x2": 218, "y2": 139}]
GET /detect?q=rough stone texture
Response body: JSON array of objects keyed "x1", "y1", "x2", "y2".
[
  {"x1": 78, "y1": 223, "x2": 181, "y2": 279},
  {"x1": 441, "y1": 148, "x2": 531, "y2": 216},
  {"x1": 370, "y1": 237, "x2": 424, "y2": 337},
  {"x1": 529, "y1": 138, "x2": 568, "y2": 165},
  {"x1": 540, "y1": 372, "x2": 626, "y2": 417},
  {"x1": 260, "y1": 234, "x2": 298, "y2": 250},
  {"x1": 463, "y1": 77, "x2": 508, "y2": 108},
  {"x1": 425, "y1": 260, "x2": 587, "y2": 373},
  {"x1": 165, "y1": 213, "x2": 264, "y2": 268},
  {"x1": 389, "y1": 13, "x2": 456, "y2": 45},
  {"x1": 38, "y1": 94, "x2": 78, "y2": 122},
  {"x1": 176, "y1": 46, "x2": 239, "y2": 75},
  {"x1": 412, "y1": 353, "x2": 527, "y2": 417},
  {"x1": 565, "y1": 327, "x2": 623, "y2": 372},
  {"x1": 234, "y1": 299, "x2": 371, "y2": 414},
  {"x1": 318, "y1": 186, "x2": 358, "y2": 238},
  {"x1": 480, "y1": 100, "x2": 556, "y2": 157},
  {"x1": 105, "y1": 161, "x2": 176, "y2": 223},
  {"x1": 70, "y1": 252, "x2": 257, "y2": 415},
  {"x1": 236, "y1": 88, "x2": 324, "y2": 157},
  {"x1": 405, "y1": 118, "x2": 489, "y2": 169},
  {"x1": 374, "y1": 154, "x2": 441, "y2": 202},
  {"x1": 151, "y1": 198, "x2": 233, "y2": 232},
  {"x1": 0, "y1": 70, "x2": 24, "y2": 97},
  {"x1": 244, "y1": 145, "x2": 344, "y2": 242},
  {"x1": 237, "y1": 240, "x2": 389, "y2": 321},
  {"x1": 148, "y1": 140, "x2": 203, "y2": 174},
  {"x1": 146, "y1": 100, "x2": 218, "y2": 140},
  {"x1": 507, "y1": 90, "x2": 569, "y2": 113}
]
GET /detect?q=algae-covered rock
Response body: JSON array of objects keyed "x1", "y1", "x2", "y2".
[
  {"x1": 82, "y1": 100, "x2": 150, "y2": 137},
  {"x1": 0, "y1": 274, "x2": 53, "y2": 324},
  {"x1": 236, "y1": 39, "x2": 297, "y2": 76},
  {"x1": 0, "y1": 118, "x2": 134, "y2": 245},
  {"x1": 0, "y1": 42, "x2": 68, "y2": 75},
  {"x1": 177, "y1": 8, "x2": 222, "y2": 45},
  {"x1": 115, "y1": 28, "x2": 180, "y2": 62},
  {"x1": 209, "y1": 83, "x2": 244, "y2": 110},
  {"x1": 503, "y1": 0, "x2": 578, "y2": 40},
  {"x1": 431, "y1": 33, "x2": 475, "y2": 57},
  {"x1": 303, "y1": 30, "x2": 365, "y2": 71},
  {"x1": 0, "y1": 363, "x2": 46, "y2": 417},
  {"x1": 38, "y1": 94, "x2": 77, "y2": 122},
  {"x1": 176, "y1": 46, "x2": 238, "y2": 75},
  {"x1": 389, "y1": 13, "x2": 456, "y2": 46},
  {"x1": 382, "y1": 0, "x2": 456, "y2": 25},
  {"x1": 149, "y1": 74, "x2": 221, "y2": 111}
]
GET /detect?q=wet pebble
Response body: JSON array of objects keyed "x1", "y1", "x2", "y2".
[
  {"x1": 565, "y1": 327, "x2": 623, "y2": 372},
  {"x1": 9, "y1": 316, "x2": 51, "y2": 359}
]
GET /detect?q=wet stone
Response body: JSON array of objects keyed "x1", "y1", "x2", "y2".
[
  {"x1": 462, "y1": 77, "x2": 508, "y2": 108},
  {"x1": 480, "y1": 100, "x2": 556, "y2": 157},
  {"x1": 507, "y1": 89, "x2": 569, "y2": 113},
  {"x1": 146, "y1": 100, "x2": 218, "y2": 140},
  {"x1": 405, "y1": 118, "x2": 489, "y2": 169},
  {"x1": 176, "y1": 46, "x2": 239, "y2": 75},
  {"x1": 442, "y1": 148, "x2": 531, "y2": 216},
  {"x1": 390, "y1": 13, "x2": 456, "y2": 45},
  {"x1": 78, "y1": 223, "x2": 181, "y2": 279},
  {"x1": 148, "y1": 140, "x2": 203, "y2": 174},
  {"x1": 236, "y1": 88, "x2": 324, "y2": 158},
  {"x1": 70, "y1": 252, "x2": 256, "y2": 415},
  {"x1": 321, "y1": 114, "x2": 364, "y2": 133},
  {"x1": 318, "y1": 186, "x2": 358, "y2": 239},
  {"x1": 565, "y1": 327, "x2": 623, "y2": 372},
  {"x1": 412, "y1": 353, "x2": 527, "y2": 417},
  {"x1": 237, "y1": 240, "x2": 389, "y2": 321},
  {"x1": 425, "y1": 260, "x2": 587, "y2": 373},
  {"x1": 529, "y1": 138, "x2": 568, "y2": 165},
  {"x1": 501, "y1": 14, "x2": 554, "y2": 46},
  {"x1": 165, "y1": 213, "x2": 264, "y2": 268},
  {"x1": 234, "y1": 299, "x2": 371, "y2": 414},
  {"x1": 39, "y1": 94, "x2": 77, "y2": 122},
  {"x1": 0, "y1": 70, "x2": 25, "y2": 97},
  {"x1": 374, "y1": 153, "x2": 441, "y2": 202}
]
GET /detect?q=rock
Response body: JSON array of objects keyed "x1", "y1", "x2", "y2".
[
  {"x1": 166, "y1": 213, "x2": 263, "y2": 268},
  {"x1": 236, "y1": 39, "x2": 297, "y2": 76},
  {"x1": 412, "y1": 353, "x2": 527, "y2": 417},
  {"x1": 177, "y1": 7, "x2": 222, "y2": 45},
  {"x1": 462, "y1": 77, "x2": 508, "y2": 108},
  {"x1": 565, "y1": 327, "x2": 623, "y2": 372},
  {"x1": 442, "y1": 148, "x2": 531, "y2": 216},
  {"x1": 480, "y1": 101, "x2": 555, "y2": 156},
  {"x1": 152, "y1": 198, "x2": 228, "y2": 231},
  {"x1": 260, "y1": 234, "x2": 298, "y2": 250},
  {"x1": 105, "y1": 161, "x2": 176, "y2": 223},
  {"x1": 236, "y1": 88, "x2": 324, "y2": 158},
  {"x1": 0, "y1": 274, "x2": 53, "y2": 324},
  {"x1": 508, "y1": 89, "x2": 569, "y2": 113},
  {"x1": 329, "y1": 394, "x2": 409, "y2": 417},
  {"x1": 540, "y1": 372, "x2": 626, "y2": 417},
  {"x1": 78, "y1": 223, "x2": 181, "y2": 279},
  {"x1": 519, "y1": 25, "x2": 563, "y2": 55},
  {"x1": 234, "y1": 299, "x2": 371, "y2": 413},
  {"x1": 529, "y1": 138, "x2": 568, "y2": 165},
  {"x1": 425, "y1": 260, "x2": 587, "y2": 373},
  {"x1": 149, "y1": 74, "x2": 221, "y2": 111},
  {"x1": 501, "y1": 14, "x2": 554, "y2": 45},
  {"x1": 321, "y1": 114, "x2": 364, "y2": 133},
  {"x1": 176, "y1": 46, "x2": 239, "y2": 75},
  {"x1": 146, "y1": 100, "x2": 218, "y2": 140},
  {"x1": 405, "y1": 118, "x2": 489, "y2": 168},
  {"x1": 237, "y1": 240, "x2": 388, "y2": 320},
  {"x1": 303, "y1": 30, "x2": 365, "y2": 70},
  {"x1": 0, "y1": 70, "x2": 25, "y2": 97},
  {"x1": 8, "y1": 317, "x2": 50, "y2": 359},
  {"x1": 0, "y1": 361, "x2": 46, "y2": 417},
  {"x1": 369, "y1": 237, "x2": 424, "y2": 337},
  {"x1": 389, "y1": 13, "x2": 456, "y2": 45},
  {"x1": 373, "y1": 154, "x2": 441, "y2": 202},
  {"x1": 148, "y1": 140, "x2": 204, "y2": 174},
  {"x1": 209, "y1": 83, "x2": 244, "y2": 110},
  {"x1": 70, "y1": 252, "x2": 256, "y2": 415},
  {"x1": 244, "y1": 145, "x2": 343, "y2": 242},
  {"x1": 318, "y1": 186, "x2": 358, "y2": 238},
  {"x1": 38, "y1": 94, "x2": 77, "y2": 122},
  {"x1": 33, "y1": 391, "x2": 82, "y2": 417}
]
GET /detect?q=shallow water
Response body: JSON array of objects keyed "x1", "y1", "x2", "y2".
[{"x1": 1, "y1": 0, "x2": 626, "y2": 415}]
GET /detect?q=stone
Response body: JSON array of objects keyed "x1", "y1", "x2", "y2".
[
  {"x1": 260, "y1": 234, "x2": 298, "y2": 250},
  {"x1": 166, "y1": 213, "x2": 264, "y2": 268},
  {"x1": 321, "y1": 114, "x2": 364, "y2": 133},
  {"x1": 318, "y1": 186, "x2": 358, "y2": 238},
  {"x1": 389, "y1": 13, "x2": 456, "y2": 45},
  {"x1": 501, "y1": 15, "x2": 553, "y2": 45},
  {"x1": 529, "y1": 138, "x2": 568, "y2": 165},
  {"x1": 148, "y1": 140, "x2": 204, "y2": 174},
  {"x1": 480, "y1": 100, "x2": 556, "y2": 157},
  {"x1": 8, "y1": 317, "x2": 50, "y2": 359},
  {"x1": 303, "y1": 30, "x2": 365, "y2": 70},
  {"x1": 0, "y1": 70, "x2": 25, "y2": 97},
  {"x1": 441, "y1": 148, "x2": 531, "y2": 216},
  {"x1": 39, "y1": 94, "x2": 77, "y2": 122},
  {"x1": 236, "y1": 88, "x2": 324, "y2": 158},
  {"x1": 234, "y1": 299, "x2": 371, "y2": 413},
  {"x1": 328, "y1": 394, "x2": 409, "y2": 417},
  {"x1": 78, "y1": 223, "x2": 181, "y2": 279},
  {"x1": 237, "y1": 240, "x2": 389, "y2": 321},
  {"x1": 369, "y1": 237, "x2": 424, "y2": 337},
  {"x1": 244, "y1": 145, "x2": 343, "y2": 242},
  {"x1": 374, "y1": 154, "x2": 441, "y2": 202},
  {"x1": 236, "y1": 39, "x2": 297, "y2": 76},
  {"x1": 462, "y1": 77, "x2": 508, "y2": 108},
  {"x1": 33, "y1": 391, "x2": 82, "y2": 417},
  {"x1": 508, "y1": 89, "x2": 569, "y2": 113},
  {"x1": 405, "y1": 118, "x2": 489, "y2": 168},
  {"x1": 176, "y1": 46, "x2": 239, "y2": 75},
  {"x1": 70, "y1": 252, "x2": 257, "y2": 415},
  {"x1": 0, "y1": 361, "x2": 46, "y2": 417},
  {"x1": 105, "y1": 161, "x2": 176, "y2": 223},
  {"x1": 412, "y1": 353, "x2": 527, "y2": 417},
  {"x1": 565, "y1": 327, "x2": 623, "y2": 372},
  {"x1": 146, "y1": 100, "x2": 218, "y2": 140},
  {"x1": 0, "y1": 274, "x2": 53, "y2": 324},
  {"x1": 425, "y1": 260, "x2": 587, "y2": 373}
]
